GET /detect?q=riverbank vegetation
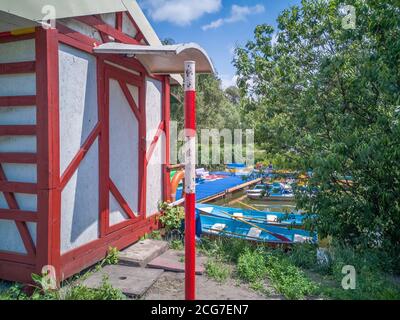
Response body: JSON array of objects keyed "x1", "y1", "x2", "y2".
[{"x1": 233, "y1": 0, "x2": 400, "y2": 289}]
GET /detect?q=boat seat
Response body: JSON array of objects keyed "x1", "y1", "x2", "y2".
[
  {"x1": 294, "y1": 234, "x2": 312, "y2": 243},
  {"x1": 209, "y1": 223, "x2": 226, "y2": 234},
  {"x1": 233, "y1": 212, "x2": 243, "y2": 218},
  {"x1": 247, "y1": 227, "x2": 262, "y2": 238},
  {"x1": 266, "y1": 214, "x2": 278, "y2": 222}
]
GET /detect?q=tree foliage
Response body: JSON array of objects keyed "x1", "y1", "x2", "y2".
[
  {"x1": 234, "y1": 0, "x2": 400, "y2": 252},
  {"x1": 171, "y1": 74, "x2": 242, "y2": 131}
]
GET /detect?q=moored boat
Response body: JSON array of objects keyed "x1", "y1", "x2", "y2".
[
  {"x1": 199, "y1": 214, "x2": 316, "y2": 244},
  {"x1": 196, "y1": 203, "x2": 309, "y2": 228},
  {"x1": 246, "y1": 183, "x2": 295, "y2": 201}
]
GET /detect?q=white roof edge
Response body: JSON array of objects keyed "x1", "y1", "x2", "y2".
[
  {"x1": 0, "y1": 0, "x2": 126, "y2": 22},
  {"x1": 93, "y1": 42, "x2": 215, "y2": 75}
]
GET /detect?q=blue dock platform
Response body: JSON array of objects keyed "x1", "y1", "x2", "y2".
[{"x1": 176, "y1": 173, "x2": 262, "y2": 202}]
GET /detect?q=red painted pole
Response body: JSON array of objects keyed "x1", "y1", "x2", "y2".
[{"x1": 184, "y1": 61, "x2": 196, "y2": 300}]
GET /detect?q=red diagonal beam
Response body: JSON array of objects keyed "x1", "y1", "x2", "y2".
[
  {"x1": 145, "y1": 121, "x2": 165, "y2": 165},
  {"x1": 126, "y1": 13, "x2": 146, "y2": 44},
  {"x1": 75, "y1": 15, "x2": 140, "y2": 45},
  {"x1": 57, "y1": 22, "x2": 101, "y2": 51},
  {"x1": 118, "y1": 80, "x2": 141, "y2": 121},
  {"x1": 0, "y1": 165, "x2": 36, "y2": 257},
  {"x1": 60, "y1": 122, "x2": 101, "y2": 189},
  {"x1": 109, "y1": 178, "x2": 137, "y2": 220}
]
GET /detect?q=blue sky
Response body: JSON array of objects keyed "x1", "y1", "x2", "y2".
[{"x1": 138, "y1": 0, "x2": 302, "y2": 88}]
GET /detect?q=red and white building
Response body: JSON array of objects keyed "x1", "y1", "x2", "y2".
[{"x1": 0, "y1": 0, "x2": 213, "y2": 284}]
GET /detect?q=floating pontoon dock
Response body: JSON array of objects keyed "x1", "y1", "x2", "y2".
[{"x1": 176, "y1": 175, "x2": 262, "y2": 203}]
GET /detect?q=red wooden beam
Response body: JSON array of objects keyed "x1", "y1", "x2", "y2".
[
  {"x1": 0, "y1": 33, "x2": 35, "y2": 44},
  {"x1": 98, "y1": 54, "x2": 146, "y2": 76},
  {"x1": 75, "y1": 15, "x2": 140, "y2": 45},
  {"x1": 57, "y1": 22, "x2": 101, "y2": 50},
  {"x1": 0, "y1": 181, "x2": 37, "y2": 194},
  {"x1": 125, "y1": 13, "x2": 146, "y2": 44},
  {"x1": 0, "y1": 96, "x2": 36, "y2": 107},
  {"x1": 145, "y1": 121, "x2": 165, "y2": 165},
  {"x1": 0, "y1": 61, "x2": 35, "y2": 75},
  {"x1": 0, "y1": 165, "x2": 36, "y2": 258},
  {"x1": 35, "y1": 27, "x2": 61, "y2": 280},
  {"x1": 0, "y1": 125, "x2": 36, "y2": 136},
  {"x1": 0, "y1": 209, "x2": 38, "y2": 222},
  {"x1": 60, "y1": 123, "x2": 101, "y2": 189},
  {"x1": 57, "y1": 33, "x2": 94, "y2": 54},
  {"x1": 0, "y1": 153, "x2": 37, "y2": 164},
  {"x1": 109, "y1": 178, "x2": 137, "y2": 220},
  {"x1": 0, "y1": 255, "x2": 35, "y2": 272},
  {"x1": 118, "y1": 80, "x2": 141, "y2": 121},
  {"x1": 61, "y1": 215, "x2": 159, "y2": 280},
  {"x1": 116, "y1": 12, "x2": 123, "y2": 31}
]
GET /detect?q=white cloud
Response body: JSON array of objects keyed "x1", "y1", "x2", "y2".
[
  {"x1": 139, "y1": 0, "x2": 222, "y2": 26},
  {"x1": 202, "y1": 4, "x2": 265, "y2": 31}
]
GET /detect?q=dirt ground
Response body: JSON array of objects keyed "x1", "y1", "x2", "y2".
[{"x1": 143, "y1": 271, "x2": 283, "y2": 300}]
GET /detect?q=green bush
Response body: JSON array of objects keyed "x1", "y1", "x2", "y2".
[
  {"x1": 159, "y1": 202, "x2": 184, "y2": 232},
  {"x1": 237, "y1": 248, "x2": 267, "y2": 283},
  {"x1": 205, "y1": 259, "x2": 231, "y2": 283},
  {"x1": 288, "y1": 244, "x2": 318, "y2": 270},
  {"x1": 265, "y1": 253, "x2": 317, "y2": 300}
]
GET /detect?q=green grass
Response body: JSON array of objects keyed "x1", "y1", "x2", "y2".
[
  {"x1": 264, "y1": 252, "x2": 318, "y2": 299},
  {"x1": 237, "y1": 248, "x2": 267, "y2": 283},
  {"x1": 0, "y1": 247, "x2": 126, "y2": 301},
  {"x1": 198, "y1": 237, "x2": 400, "y2": 300},
  {"x1": 205, "y1": 259, "x2": 231, "y2": 283}
]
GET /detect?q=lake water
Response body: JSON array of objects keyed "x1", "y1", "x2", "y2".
[{"x1": 210, "y1": 189, "x2": 298, "y2": 213}]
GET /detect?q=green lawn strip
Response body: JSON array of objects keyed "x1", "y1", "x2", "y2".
[{"x1": 0, "y1": 247, "x2": 126, "y2": 300}]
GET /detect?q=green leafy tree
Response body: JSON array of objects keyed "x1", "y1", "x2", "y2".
[
  {"x1": 171, "y1": 74, "x2": 242, "y2": 131},
  {"x1": 234, "y1": 0, "x2": 400, "y2": 255}
]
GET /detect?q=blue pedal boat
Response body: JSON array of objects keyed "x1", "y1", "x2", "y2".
[
  {"x1": 199, "y1": 214, "x2": 316, "y2": 244},
  {"x1": 196, "y1": 203, "x2": 308, "y2": 228}
]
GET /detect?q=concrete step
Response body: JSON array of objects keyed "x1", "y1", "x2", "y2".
[
  {"x1": 82, "y1": 264, "x2": 164, "y2": 298},
  {"x1": 119, "y1": 239, "x2": 169, "y2": 267},
  {"x1": 147, "y1": 249, "x2": 207, "y2": 275}
]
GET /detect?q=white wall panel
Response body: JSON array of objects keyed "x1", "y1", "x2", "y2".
[
  {"x1": 146, "y1": 135, "x2": 165, "y2": 216},
  {"x1": 109, "y1": 192, "x2": 130, "y2": 226},
  {"x1": 109, "y1": 79, "x2": 139, "y2": 214},
  {"x1": 0, "y1": 220, "x2": 26, "y2": 254},
  {"x1": 122, "y1": 12, "x2": 138, "y2": 38},
  {"x1": 0, "y1": 74, "x2": 36, "y2": 96},
  {"x1": 0, "y1": 39, "x2": 35, "y2": 63},
  {"x1": 59, "y1": 44, "x2": 98, "y2": 174},
  {"x1": 2, "y1": 163, "x2": 37, "y2": 183},
  {"x1": 0, "y1": 107, "x2": 36, "y2": 125},
  {"x1": 0, "y1": 136, "x2": 36, "y2": 153},
  {"x1": 61, "y1": 139, "x2": 99, "y2": 254},
  {"x1": 145, "y1": 77, "x2": 162, "y2": 149}
]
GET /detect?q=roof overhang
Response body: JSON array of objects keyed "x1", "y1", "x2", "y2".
[{"x1": 94, "y1": 42, "x2": 215, "y2": 76}]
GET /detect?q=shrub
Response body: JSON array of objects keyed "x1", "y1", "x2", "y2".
[
  {"x1": 205, "y1": 259, "x2": 231, "y2": 283},
  {"x1": 237, "y1": 248, "x2": 267, "y2": 283},
  {"x1": 159, "y1": 202, "x2": 185, "y2": 232},
  {"x1": 265, "y1": 253, "x2": 318, "y2": 300}
]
